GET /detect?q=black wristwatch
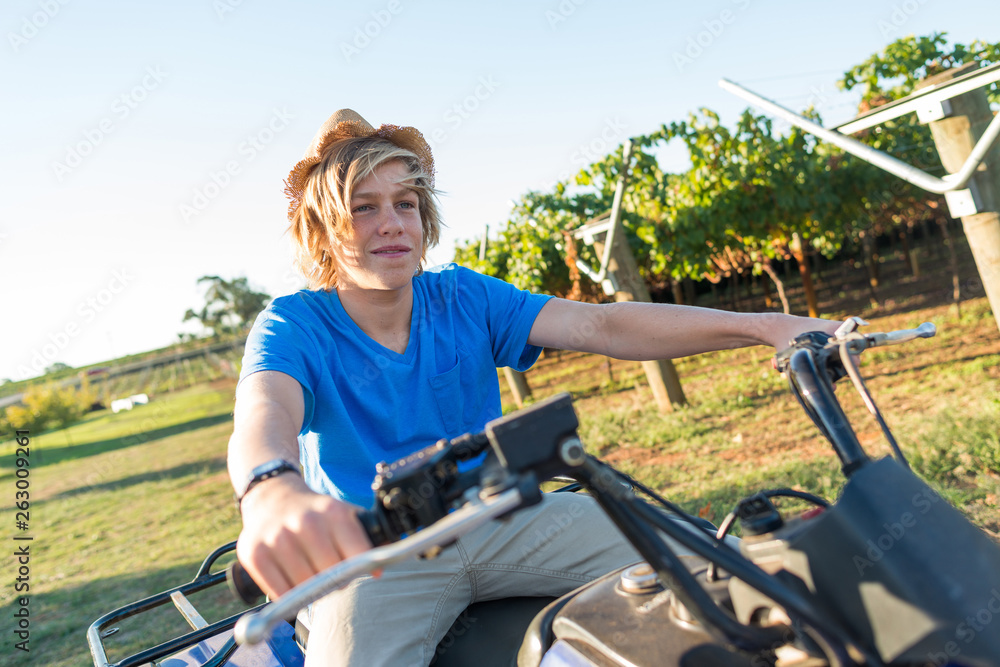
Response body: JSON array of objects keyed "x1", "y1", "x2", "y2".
[{"x1": 236, "y1": 459, "x2": 300, "y2": 509}]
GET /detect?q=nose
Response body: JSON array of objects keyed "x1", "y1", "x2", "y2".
[{"x1": 376, "y1": 207, "x2": 405, "y2": 236}]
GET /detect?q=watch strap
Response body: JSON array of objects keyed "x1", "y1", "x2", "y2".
[{"x1": 236, "y1": 459, "x2": 300, "y2": 508}]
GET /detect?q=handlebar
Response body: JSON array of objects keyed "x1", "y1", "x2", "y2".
[
  {"x1": 229, "y1": 430, "x2": 498, "y2": 604},
  {"x1": 774, "y1": 320, "x2": 936, "y2": 477},
  {"x1": 773, "y1": 321, "x2": 935, "y2": 373},
  {"x1": 845, "y1": 321, "x2": 936, "y2": 349},
  {"x1": 231, "y1": 392, "x2": 582, "y2": 641}
]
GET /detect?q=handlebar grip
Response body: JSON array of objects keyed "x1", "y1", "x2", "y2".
[
  {"x1": 772, "y1": 331, "x2": 832, "y2": 373},
  {"x1": 227, "y1": 508, "x2": 384, "y2": 605},
  {"x1": 866, "y1": 322, "x2": 936, "y2": 347},
  {"x1": 227, "y1": 561, "x2": 266, "y2": 604},
  {"x1": 356, "y1": 507, "x2": 389, "y2": 547}
]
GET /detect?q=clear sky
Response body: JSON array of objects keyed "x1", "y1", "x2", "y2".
[{"x1": 2, "y1": 0, "x2": 996, "y2": 382}]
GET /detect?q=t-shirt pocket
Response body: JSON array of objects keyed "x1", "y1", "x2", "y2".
[
  {"x1": 428, "y1": 359, "x2": 464, "y2": 434},
  {"x1": 427, "y1": 344, "x2": 496, "y2": 436}
]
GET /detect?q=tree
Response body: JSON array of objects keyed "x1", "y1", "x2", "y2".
[
  {"x1": 840, "y1": 32, "x2": 1000, "y2": 106},
  {"x1": 453, "y1": 188, "x2": 609, "y2": 299},
  {"x1": 45, "y1": 362, "x2": 72, "y2": 375},
  {"x1": 4, "y1": 377, "x2": 96, "y2": 433},
  {"x1": 576, "y1": 109, "x2": 856, "y2": 317},
  {"x1": 183, "y1": 275, "x2": 271, "y2": 337}
]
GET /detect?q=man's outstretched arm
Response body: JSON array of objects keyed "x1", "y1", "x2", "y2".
[{"x1": 527, "y1": 299, "x2": 839, "y2": 359}]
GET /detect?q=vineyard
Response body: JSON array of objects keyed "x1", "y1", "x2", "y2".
[
  {"x1": 87, "y1": 346, "x2": 243, "y2": 402},
  {"x1": 453, "y1": 33, "x2": 1000, "y2": 325},
  {"x1": 496, "y1": 226, "x2": 989, "y2": 413},
  {"x1": 0, "y1": 341, "x2": 244, "y2": 438},
  {"x1": 1, "y1": 257, "x2": 996, "y2": 667}
]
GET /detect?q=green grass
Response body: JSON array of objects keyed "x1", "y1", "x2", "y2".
[
  {"x1": 519, "y1": 297, "x2": 1000, "y2": 533},
  {"x1": 0, "y1": 384, "x2": 247, "y2": 667}
]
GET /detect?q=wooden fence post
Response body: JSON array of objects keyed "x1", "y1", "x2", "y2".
[
  {"x1": 591, "y1": 229, "x2": 687, "y2": 411},
  {"x1": 917, "y1": 66, "x2": 1000, "y2": 332},
  {"x1": 502, "y1": 366, "x2": 531, "y2": 408}
]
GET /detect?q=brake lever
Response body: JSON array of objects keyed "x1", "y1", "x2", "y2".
[{"x1": 834, "y1": 316, "x2": 869, "y2": 340}]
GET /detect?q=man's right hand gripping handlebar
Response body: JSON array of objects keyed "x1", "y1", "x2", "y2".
[{"x1": 229, "y1": 473, "x2": 372, "y2": 604}]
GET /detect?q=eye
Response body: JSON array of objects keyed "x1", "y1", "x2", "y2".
[
  {"x1": 398, "y1": 200, "x2": 418, "y2": 210},
  {"x1": 352, "y1": 204, "x2": 373, "y2": 213}
]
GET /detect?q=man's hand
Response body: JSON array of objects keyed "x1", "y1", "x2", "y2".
[
  {"x1": 762, "y1": 313, "x2": 843, "y2": 353},
  {"x1": 236, "y1": 471, "x2": 372, "y2": 599},
  {"x1": 228, "y1": 370, "x2": 371, "y2": 599}
]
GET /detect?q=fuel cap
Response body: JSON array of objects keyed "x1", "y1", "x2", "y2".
[{"x1": 620, "y1": 563, "x2": 662, "y2": 594}]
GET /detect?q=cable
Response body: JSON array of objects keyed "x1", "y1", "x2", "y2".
[
  {"x1": 839, "y1": 343, "x2": 911, "y2": 470},
  {"x1": 706, "y1": 489, "x2": 831, "y2": 582},
  {"x1": 610, "y1": 467, "x2": 720, "y2": 536}
]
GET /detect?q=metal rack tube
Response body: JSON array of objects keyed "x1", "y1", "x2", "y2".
[{"x1": 719, "y1": 78, "x2": 1000, "y2": 195}]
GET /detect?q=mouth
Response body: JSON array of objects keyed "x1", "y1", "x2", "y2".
[{"x1": 371, "y1": 245, "x2": 412, "y2": 258}]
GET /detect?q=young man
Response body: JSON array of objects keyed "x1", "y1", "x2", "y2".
[{"x1": 229, "y1": 109, "x2": 839, "y2": 666}]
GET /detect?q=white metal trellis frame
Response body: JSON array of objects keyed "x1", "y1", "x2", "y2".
[
  {"x1": 573, "y1": 139, "x2": 634, "y2": 295},
  {"x1": 718, "y1": 63, "x2": 1000, "y2": 216}
]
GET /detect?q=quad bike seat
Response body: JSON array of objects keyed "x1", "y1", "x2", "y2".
[{"x1": 293, "y1": 596, "x2": 555, "y2": 667}]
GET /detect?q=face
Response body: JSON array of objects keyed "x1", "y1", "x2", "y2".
[{"x1": 331, "y1": 159, "x2": 424, "y2": 293}]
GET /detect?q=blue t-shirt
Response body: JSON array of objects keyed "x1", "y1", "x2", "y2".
[{"x1": 239, "y1": 264, "x2": 553, "y2": 507}]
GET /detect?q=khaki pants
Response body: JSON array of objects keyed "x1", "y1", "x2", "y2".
[{"x1": 305, "y1": 492, "x2": 694, "y2": 666}]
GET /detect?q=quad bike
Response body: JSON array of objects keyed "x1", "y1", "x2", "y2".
[{"x1": 88, "y1": 319, "x2": 1000, "y2": 667}]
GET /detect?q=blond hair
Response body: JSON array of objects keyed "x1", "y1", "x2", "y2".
[{"x1": 288, "y1": 137, "x2": 442, "y2": 290}]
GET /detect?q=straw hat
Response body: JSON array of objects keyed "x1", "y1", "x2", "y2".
[{"x1": 283, "y1": 109, "x2": 435, "y2": 218}]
